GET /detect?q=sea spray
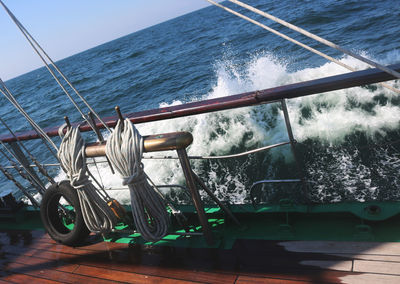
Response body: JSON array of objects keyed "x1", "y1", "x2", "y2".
[{"x1": 47, "y1": 53, "x2": 399, "y2": 205}]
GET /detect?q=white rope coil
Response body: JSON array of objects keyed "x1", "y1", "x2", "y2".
[
  {"x1": 106, "y1": 119, "x2": 169, "y2": 242},
  {"x1": 58, "y1": 127, "x2": 117, "y2": 233}
]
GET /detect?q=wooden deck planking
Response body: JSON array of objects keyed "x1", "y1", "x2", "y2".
[
  {"x1": 2, "y1": 235, "x2": 237, "y2": 284},
  {"x1": 3, "y1": 262, "x2": 112, "y2": 284},
  {"x1": 339, "y1": 273, "x2": 400, "y2": 284},
  {"x1": 5, "y1": 246, "x2": 238, "y2": 284},
  {"x1": 236, "y1": 275, "x2": 312, "y2": 284},
  {"x1": 6, "y1": 251, "x2": 79, "y2": 273},
  {"x1": 24, "y1": 236, "x2": 353, "y2": 279},
  {"x1": 299, "y1": 260, "x2": 353, "y2": 272},
  {"x1": 0, "y1": 272, "x2": 62, "y2": 284},
  {"x1": 3, "y1": 230, "x2": 400, "y2": 283},
  {"x1": 236, "y1": 270, "x2": 361, "y2": 284},
  {"x1": 279, "y1": 240, "x2": 400, "y2": 256},
  {"x1": 325, "y1": 253, "x2": 400, "y2": 262},
  {"x1": 353, "y1": 260, "x2": 400, "y2": 275},
  {"x1": 74, "y1": 265, "x2": 205, "y2": 284}
]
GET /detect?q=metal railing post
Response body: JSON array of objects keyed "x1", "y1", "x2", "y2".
[
  {"x1": 177, "y1": 148, "x2": 214, "y2": 245},
  {"x1": 280, "y1": 99, "x2": 308, "y2": 196}
]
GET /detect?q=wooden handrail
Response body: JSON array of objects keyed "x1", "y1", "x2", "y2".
[{"x1": 1, "y1": 63, "x2": 399, "y2": 143}]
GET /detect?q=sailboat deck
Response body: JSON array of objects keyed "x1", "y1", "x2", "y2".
[{"x1": 1, "y1": 230, "x2": 400, "y2": 283}]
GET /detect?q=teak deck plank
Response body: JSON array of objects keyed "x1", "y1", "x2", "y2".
[
  {"x1": 353, "y1": 259, "x2": 400, "y2": 275},
  {"x1": 298, "y1": 260, "x2": 353, "y2": 272},
  {"x1": 280, "y1": 240, "x2": 400, "y2": 256},
  {"x1": 4, "y1": 262, "x2": 113, "y2": 284},
  {"x1": 79, "y1": 259, "x2": 238, "y2": 284},
  {"x1": 236, "y1": 270, "x2": 361, "y2": 284},
  {"x1": 19, "y1": 237, "x2": 350, "y2": 278},
  {"x1": 326, "y1": 253, "x2": 400, "y2": 263},
  {"x1": 4, "y1": 245, "x2": 238, "y2": 284},
  {"x1": 0, "y1": 272, "x2": 62, "y2": 284},
  {"x1": 4, "y1": 229, "x2": 400, "y2": 283},
  {"x1": 339, "y1": 273, "x2": 400, "y2": 284},
  {"x1": 6, "y1": 251, "x2": 79, "y2": 273},
  {"x1": 236, "y1": 275, "x2": 312, "y2": 284},
  {"x1": 2, "y1": 241, "x2": 238, "y2": 284},
  {"x1": 75, "y1": 265, "x2": 206, "y2": 284}
]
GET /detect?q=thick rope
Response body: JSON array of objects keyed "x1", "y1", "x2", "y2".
[
  {"x1": 106, "y1": 119, "x2": 169, "y2": 242},
  {"x1": 58, "y1": 127, "x2": 117, "y2": 233}
]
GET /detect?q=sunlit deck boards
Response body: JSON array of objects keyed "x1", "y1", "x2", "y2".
[{"x1": 1, "y1": 230, "x2": 400, "y2": 283}]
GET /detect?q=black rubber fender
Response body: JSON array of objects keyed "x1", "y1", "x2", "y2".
[{"x1": 40, "y1": 181, "x2": 90, "y2": 246}]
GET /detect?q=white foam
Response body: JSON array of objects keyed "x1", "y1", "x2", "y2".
[{"x1": 50, "y1": 52, "x2": 400, "y2": 204}]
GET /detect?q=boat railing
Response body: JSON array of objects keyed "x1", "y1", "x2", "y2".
[
  {"x1": 0, "y1": 63, "x2": 399, "y2": 244},
  {"x1": 1, "y1": 63, "x2": 399, "y2": 201},
  {"x1": 2, "y1": 98, "x2": 305, "y2": 197}
]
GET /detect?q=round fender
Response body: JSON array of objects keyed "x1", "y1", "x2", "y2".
[{"x1": 40, "y1": 181, "x2": 89, "y2": 246}]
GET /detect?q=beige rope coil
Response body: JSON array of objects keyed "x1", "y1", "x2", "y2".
[
  {"x1": 106, "y1": 119, "x2": 169, "y2": 242},
  {"x1": 58, "y1": 127, "x2": 117, "y2": 233}
]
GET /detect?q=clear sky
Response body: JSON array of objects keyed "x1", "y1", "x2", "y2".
[{"x1": 0, "y1": 0, "x2": 211, "y2": 80}]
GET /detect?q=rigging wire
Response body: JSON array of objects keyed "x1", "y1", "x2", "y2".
[
  {"x1": 205, "y1": 0, "x2": 400, "y2": 94},
  {"x1": 0, "y1": 78, "x2": 59, "y2": 154},
  {"x1": 0, "y1": 164, "x2": 40, "y2": 208},
  {"x1": 0, "y1": 143, "x2": 46, "y2": 194},
  {"x1": 0, "y1": 0, "x2": 112, "y2": 133},
  {"x1": 227, "y1": 0, "x2": 400, "y2": 81},
  {"x1": 0, "y1": 117, "x2": 56, "y2": 184}
]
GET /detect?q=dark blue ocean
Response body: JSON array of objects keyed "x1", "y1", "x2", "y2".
[{"x1": 1, "y1": 0, "x2": 399, "y2": 204}]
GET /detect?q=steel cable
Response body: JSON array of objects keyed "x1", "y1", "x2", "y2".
[{"x1": 206, "y1": 0, "x2": 400, "y2": 94}]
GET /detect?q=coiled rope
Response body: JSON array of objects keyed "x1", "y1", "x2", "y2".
[
  {"x1": 106, "y1": 119, "x2": 169, "y2": 242},
  {"x1": 58, "y1": 127, "x2": 117, "y2": 233}
]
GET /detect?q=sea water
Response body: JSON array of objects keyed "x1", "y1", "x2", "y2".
[{"x1": 0, "y1": 0, "x2": 399, "y2": 204}]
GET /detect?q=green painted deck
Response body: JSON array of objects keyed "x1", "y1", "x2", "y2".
[{"x1": 2, "y1": 202, "x2": 400, "y2": 248}]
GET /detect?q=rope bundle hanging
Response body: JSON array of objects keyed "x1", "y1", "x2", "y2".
[
  {"x1": 58, "y1": 127, "x2": 117, "y2": 233},
  {"x1": 106, "y1": 119, "x2": 169, "y2": 242}
]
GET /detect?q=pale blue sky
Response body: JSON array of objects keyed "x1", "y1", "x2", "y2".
[{"x1": 0, "y1": 0, "x2": 211, "y2": 80}]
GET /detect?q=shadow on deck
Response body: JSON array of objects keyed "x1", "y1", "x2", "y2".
[{"x1": 1, "y1": 229, "x2": 400, "y2": 283}]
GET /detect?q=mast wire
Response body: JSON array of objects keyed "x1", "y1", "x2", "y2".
[
  {"x1": 0, "y1": 0, "x2": 112, "y2": 133},
  {"x1": 227, "y1": 0, "x2": 400, "y2": 80},
  {"x1": 0, "y1": 117, "x2": 56, "y2": 184},
  {"x1": 0, "y1": 143, "x2": 46, "y2": 194},
  {"x1": 206, "y1": 0, "x2": 400, "y2": 94},
  {"x1": 0, "y1": 78, "x2": 59, "y2": 154}
]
